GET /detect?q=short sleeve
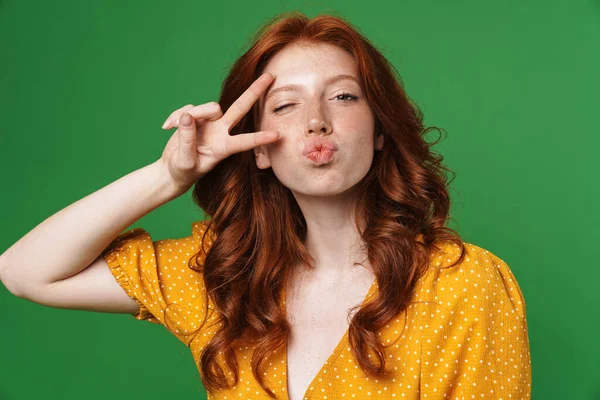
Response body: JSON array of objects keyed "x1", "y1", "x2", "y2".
[
  {"x1": 419, "y1": 242, "x2": 532, "y2": 398},
  {"x1": 102, "y1": 220, "x2": 216, "y2": 345}
]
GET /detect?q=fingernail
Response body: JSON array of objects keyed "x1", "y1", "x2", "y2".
[
  {"x1": 180, "y1": 113, "x2": 193, "y2": 127},
  {"x1": 162, "y1": 119, "x2": 170, "y2": 129}
]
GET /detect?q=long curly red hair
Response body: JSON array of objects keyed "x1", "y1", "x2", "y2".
[{"x1": 181, "y1": 11, "x2": 465, "y2": 397}]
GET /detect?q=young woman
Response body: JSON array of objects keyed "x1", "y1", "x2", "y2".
[{"x1": 0, "y1": 11, "x2": 531, "y2": 400}]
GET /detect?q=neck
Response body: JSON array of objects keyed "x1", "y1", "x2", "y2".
[{"x1": 292, "y1": 188, "x2": 369, "y2": 281}]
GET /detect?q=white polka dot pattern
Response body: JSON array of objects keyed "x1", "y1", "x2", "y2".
[
  {"x1": 103, "y1": 221, "x2": 214, "y2": 346},
  {"x1": 103, "y1": 222, "x2": 531, "y2": 399},
  {"x1": 418, "y1": 243, "x2": 531, "y2": 399}
]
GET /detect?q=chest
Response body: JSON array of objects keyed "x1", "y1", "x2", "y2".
[{"x1": 284, "y1": 270, "x2": 375, "y2": 400}]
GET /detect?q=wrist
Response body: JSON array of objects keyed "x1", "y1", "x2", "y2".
[{"x1": 149, "y1": 159, "x2": 189, "y2": 200}]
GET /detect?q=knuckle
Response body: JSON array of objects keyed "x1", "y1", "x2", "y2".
[
  {"x1": 207, "y1": 102, "x2": 222, "y2": 113},
  {"x1": 176, "y1": 104, "x2": 193, "y2": 113},
  {"x1": 178, "y1": 129, "x2": 194, "y2": 139},
  {"x1": 176, "y1": 163, "x2": 196, "y2": 174},
  {"x1": 248, "y1": 85, "x2": 261, "y2": 97},
  {"x1": 175, "y1": 105, "x2": 194, "y2": 115},
  {"x1": 179, "y1": 159, "x2": 196, "y2": 169}
]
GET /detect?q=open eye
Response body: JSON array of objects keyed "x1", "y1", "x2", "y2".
[
  {"x1": 335, "y1": 92, "x2": 359, "y2": 102},
  {"x1": 271, "y1": 92, "x2": 359, "y2": 114}
]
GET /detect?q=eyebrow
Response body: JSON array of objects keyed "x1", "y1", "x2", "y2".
[{"x1": 264, "y1": 74, "x2": 360, "y2": 102}]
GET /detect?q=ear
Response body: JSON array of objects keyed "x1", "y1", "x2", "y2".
[
  {"x1": 374, "y1": 131, "x2": 385, "y2": 151},
  {"x1": 254, "y1": 144, "x2": 272, "y2": 169}
]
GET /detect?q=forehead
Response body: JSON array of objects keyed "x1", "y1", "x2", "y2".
[{"x1": 262, "y1": 42, "x2": 359, "y2": 81}]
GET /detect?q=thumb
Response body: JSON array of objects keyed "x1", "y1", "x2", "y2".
[{"x1": 176, "y1": 113, "x2": 197, "y2": 165}]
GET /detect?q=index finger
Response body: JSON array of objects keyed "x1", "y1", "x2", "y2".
[{"x1": 220, "y1": 73, "x2": 273, "y2": 130}]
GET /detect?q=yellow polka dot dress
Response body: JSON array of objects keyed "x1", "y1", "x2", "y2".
[{"x1": 103, "y1": 220, "x2": 532, "y2": 399}]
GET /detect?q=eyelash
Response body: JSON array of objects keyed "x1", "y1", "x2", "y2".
[{"x1": 271, "y1": 93, "x2": 359, "y2": 113}]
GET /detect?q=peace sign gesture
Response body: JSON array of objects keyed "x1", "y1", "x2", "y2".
[{"x1": 159, "y1": 73, "x2": 279, "y2": 194}]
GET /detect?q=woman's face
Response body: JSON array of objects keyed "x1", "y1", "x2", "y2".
[{"x1": 255, "y1": 42, "x2": 384, "y2": 198}]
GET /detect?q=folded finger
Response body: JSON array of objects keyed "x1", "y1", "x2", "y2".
[
  {"x1": 176, "y1": 102, "x2": 223, "y2": 125},
  {"x1": 162, "y1": 104, "x2": 195, "y2": 129},
  {"x1": 164, "y1": 102, "x2": 223, "y2": 129}
]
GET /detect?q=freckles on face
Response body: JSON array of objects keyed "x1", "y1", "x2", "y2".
[
  {"x1": 260, "y1": 98, "x2": 375, "y2": 172},
  {"x1": 254, "y1": 42, "x2": 377, "y2": 196},
  {"x1": 258, "y1": 45, "x2": 374, "y2": 147}
]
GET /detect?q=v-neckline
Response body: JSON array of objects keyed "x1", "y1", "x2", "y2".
[{"x1": 279, "y1": 274, "x2": 378, "y2": 400}]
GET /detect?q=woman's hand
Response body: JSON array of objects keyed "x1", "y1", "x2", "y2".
[{"x1": 158, "y1": 73, "x2": 279, "y2": 194}]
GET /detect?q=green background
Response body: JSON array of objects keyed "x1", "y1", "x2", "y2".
[{"x1": 1, "y1": 0, "x2": 598, "y2": 399}]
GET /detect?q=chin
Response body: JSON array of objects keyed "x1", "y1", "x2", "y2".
[
  {"x1": 288, "y1": 178, "x2": 364, "y2": 199},
  {"x1": 271, "y1": 160, "x2": 370, "y2": 198}
]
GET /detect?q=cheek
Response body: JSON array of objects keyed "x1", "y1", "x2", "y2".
[
  {"x1": 266, "y1": 136, "x2": 286, "y2": 157},
  {"x1": 263, "y1": 129, "x2": 295, "y2": 164},
  {"x1": 260, "y1": 119, "x2": 296, "y2": 154},
  {"x1": 259, "y1": 116, "x2": 287, "y2": 142},
  {"x1": 339, "y1": 107, "x2": 374, "y2": 129}
]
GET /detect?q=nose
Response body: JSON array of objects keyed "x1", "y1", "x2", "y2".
[{"x1": 305, "y1": 104, "x2": 332, "y2": 136}]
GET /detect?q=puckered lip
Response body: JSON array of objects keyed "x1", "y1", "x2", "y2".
[{"x1": 302, "y1": 137, "x2": 339, "y2": 157}]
